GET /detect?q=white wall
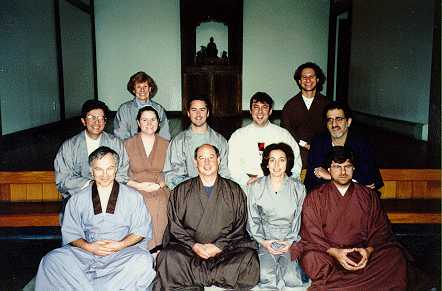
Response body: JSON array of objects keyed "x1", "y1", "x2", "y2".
[
  {"x1": 242, "y1": 0, "x2": 329, "y2": 110},
  {"x1": 0, "y1": 0, "x2": 60, "y2": 134},
  {"x1": 94, "y1": 0, "x2": 182, "y2": 110},
  {"x1": 349, "y1": 0, "x2": 434, "y2": 125}
]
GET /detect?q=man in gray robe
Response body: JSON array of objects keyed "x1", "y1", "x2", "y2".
[
  {"x1": 54, "y1": 99, "x2": 129, "y2": 199},
  {"x1": 36, "y1": 146, "x2": 155, "y2": 291},
  {"x1": 154, "y1": 144, "x2": 259, "y2": 290},
  {"x1": 163, "y1": 96, "x2": 229, "y2": 189}
]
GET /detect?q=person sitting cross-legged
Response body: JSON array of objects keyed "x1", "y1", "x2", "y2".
[
  {"x1": 291, "y1": 146, "x2": 407, "y2": 291},
  {"x1": 36, "y1": 146, "x2": 155, "y2": 291},
  {"x1": 247, "y1": 142, "x2": 310, "y2": 290},
  {"x1": 153, "y1": 144, "x2": 259, "y2": 291}
]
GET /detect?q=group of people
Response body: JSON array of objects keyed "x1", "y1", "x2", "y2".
[{"x1": 34, "y1": 63, "x2": 408, "y2": 290}]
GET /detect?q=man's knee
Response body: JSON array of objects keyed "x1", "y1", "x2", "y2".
[{"x1": 300, "y1": 251, "x2": 334, "y2": 281}]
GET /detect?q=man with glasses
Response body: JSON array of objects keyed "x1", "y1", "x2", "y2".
[
  {"x1": 304, "y1": 101, "x2": 383, "y2": 192},
  {"x1": 281, "y1": 62, "x2": 328, "y2": 168},
  {"x1": 228, "y1": 92, "x2": 301, "y2": 190},
  {"x1": 54, "y1": 99, "x2": 129, "y2": 200},
  {"x1": 291, "y1": 147, "x2": 407, "y2": 290}
]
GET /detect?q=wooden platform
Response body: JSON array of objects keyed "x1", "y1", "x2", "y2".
[{"x1": 0, "y1": 169, "x2": 440, "y2": 226}]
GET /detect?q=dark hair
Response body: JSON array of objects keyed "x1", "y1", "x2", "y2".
[
  {"x1": 194, "y1": 144, "x2": 220, "y2": 159},
  {"x1": 323, "y1": 100, "x2": 352, "y2": 121},
  {"x1": 127, "y1": 71, "x2": 158, "y2": 97},
  {"x1": 186, "y1": 96, "x2": 212, "y2": 114},
  {"x1": 88, "y1": 146, "x2": 119, "y2": 166},
  {"x1": 293, "y1": 62, "x2": 326, "y2": 92},
  {"x1": 81, "y1": 99, "x2": 109, "y2": 119},
  {"x1": 136, "y1": 106, "x2": 160, "y2": 133},
  {"x1": 250, "y1": 92, "x2": 274, "y2": 110},
  {"x1": 260, "y1": 143, "x2": 294, "y2": 176},
  {"x1": 325, "y1": 146, "x2": 355, "y2": 168}
]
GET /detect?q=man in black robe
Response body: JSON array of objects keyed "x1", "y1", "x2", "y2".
[
  {"x1": 153, "y1": 144, "x2": 259, "y2": 291},
  {"x1": 304, "y1": 101, "x2": 383, "y2": 192}
]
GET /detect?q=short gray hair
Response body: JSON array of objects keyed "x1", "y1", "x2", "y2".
[{"x1": 88, "y1": 146, "x2": 119, "y2": 166}]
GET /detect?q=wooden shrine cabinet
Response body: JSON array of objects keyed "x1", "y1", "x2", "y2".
[{"x1": 180, "y1": 0, "x2": 243, "y2": 117}]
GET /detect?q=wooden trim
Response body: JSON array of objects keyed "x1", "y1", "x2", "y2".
[
  {"x1": 387, "y1": 212, "x2": 441, "y2": 224},
  {"x1": 90, "y1": 0, "x2": 98, "y2": 99},
  {"x1": 0, "y1": 171, "x2": 55, "y2": 184},
  {"x1": 380, "y1": 169, "x2": 441, "y2": 181},
  {"x1": 65, "y1": 0, "x2": 91, "y2": 14},
  {"x1": 0, "y1": 213, "x2": 59, "y2": 227},
  {"x1": 54, "y1": 0, "x2": 66, "y2": 120}
]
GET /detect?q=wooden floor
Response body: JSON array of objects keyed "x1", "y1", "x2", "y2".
[{"x1": 0, "y1": 114, "x2": 440, "y2": 171}]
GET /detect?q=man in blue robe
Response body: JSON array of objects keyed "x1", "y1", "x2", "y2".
[
  {"x1": 36, "y1": 146, "x2": 155, "y2": 290},
  {"x1": 304, "y1": 101, "x2": 383, "y2": 192}
]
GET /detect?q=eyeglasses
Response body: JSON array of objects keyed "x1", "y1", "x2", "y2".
[
  {"x1": 86, "y1": 115, "x2": 106, "y2": 122},
  {"x1": 330, "y1": 164, "x2": 354, "y2": 171},
  {"x1": 326, "y1": 117, "x2": 346, "y2": 124}
]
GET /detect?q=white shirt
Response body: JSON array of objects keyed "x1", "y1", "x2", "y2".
[
  {"x1": 228, "y1": 121, "x2": 302, "y2": 188},
  {"x1": 84, "y1": 133, "x2": 102, "y2": 155},
  {"x1": 98, "y1": 185, "x2": 112, "y2": 211},
  {"x1": 302, "y1": 95, "x2": 314, "y2": 110}
]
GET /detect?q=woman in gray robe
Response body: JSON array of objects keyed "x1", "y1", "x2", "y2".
[{"x1": 247, "y1": 143, "x2": 310, "y2": 290}]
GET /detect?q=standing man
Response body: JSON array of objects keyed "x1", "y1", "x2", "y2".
[
  {"x1": 304, "y1": 101, "x2": 383, "y2": 192},
  {"x1": 291, "y1": 147, "x2": 407, "y2": 290},
  {"x1": 154, "y1": 144, "x2": 259, "y2": 290},
  {"x1": 54, "y1": 99, "x2": 129, "y2": 199},
  {"x1": 281, "y1": 62, "x2": 329, "y2": 168},
  {"x1": 228, "y1": 92, "x2": 301, "y2": 189},
  {"x1": 36, "y1": 147, "x2": 155, "y2": 290},
  {"x1": 163, "y1": 96, "x2": 229, "y2": 189}
]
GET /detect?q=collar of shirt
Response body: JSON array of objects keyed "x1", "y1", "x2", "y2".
[
  {"x1": 84, "y1": 131, "x2": 102, "y2": 155},
  {"x1": 135, "y1": 98, "x2": 152, "y2": 108}
]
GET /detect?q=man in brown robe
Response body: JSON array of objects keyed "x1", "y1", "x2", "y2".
[
  {"x1": 281, "y1": 62, "x2": 329, "y2": 168},
  {"x1": 153, "y1": 144, "x2": 259, "y2": 291},
  {"x1": 290, "y1": 147, "x2": 407, "y2": 291}
]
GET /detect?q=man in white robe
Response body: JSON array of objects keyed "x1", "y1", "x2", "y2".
[
  {"x1": 228, "y1": 92, "x2": 301, "y2": 190},
  {"x1": 54, "y1": 99, "x2": 129, "y2": 199},
  {"x1": 163, "y1": 96, "x2": 229, "y2": 189},
  {"x1": 36, "y1": 146, "x2": 155, "y2": 291}
]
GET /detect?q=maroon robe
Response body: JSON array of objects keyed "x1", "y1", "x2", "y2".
[
  {"x1": 291, "y1": 182, "x2": 407, "y2": 290},
  {"x1": 281, "y1": 93, "x2": 328, "y2": 168},
  {"x1": 153, "y1": 176, "x2": 259, "y2": 290}
]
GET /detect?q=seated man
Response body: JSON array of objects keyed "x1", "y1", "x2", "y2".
[
  {"x1": 291, "y1": 147, "x2": 407, "y2": 290},
  {"x1": 229, "y1": 92, "x2": 301, "y2": 190},
  {"x1": 54, "y1": 99, "x2": 129, "y2": 199},
  {"x1": 163, "y1": 96, "x2": 229, "y2": 189},
  {"x1": 154, "y1": 144, "x2": 259, "y2": 290},
  {"x1": 304, "y1": 101, "x2": 383, "y2": 192},
  {"x1": 36, "y1": 146, "x2": 155, "y2": 290}
]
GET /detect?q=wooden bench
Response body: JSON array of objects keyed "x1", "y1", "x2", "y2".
[{"x1": 0, "y1": 169, "x2": 440, "y2": 226}]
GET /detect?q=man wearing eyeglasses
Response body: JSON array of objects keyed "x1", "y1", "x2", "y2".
[
  {"x1": 304, "y1": 101, "x2": 383, "y2": 192},
  {"x1": 291, "y1": 147, "x2": 407, "y2": 290},
  {"x1": 54, "y1": 99, "x2": 129, "y2": 201}
]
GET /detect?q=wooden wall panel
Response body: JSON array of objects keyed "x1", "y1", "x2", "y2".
[
  {"x1": 26, "y1": 184, "x2": 43, "y2": 201},
  {"x1": 42, "y1": 184, "x2": 61, "y2": 201},
  {"x1": 10, "y1": 184, "x2": 27, "y2": 201},
  {"x1": 412, "y1": 181, "x2": 427, "y2": 199},
  {"x1": 380, "y1": 181, "x2": 397, "y2": 199},
  {"x1": 396, "y1": 181, "x2": 413, "y2": 199},
  {"x1": 0, "y1": 184, "x2": 11, "y2": 201},
  {"x1": 426, "y1": 181, "x2": 441, "y2": 198}
]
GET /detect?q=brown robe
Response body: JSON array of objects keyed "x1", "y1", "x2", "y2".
[
  {"x1": 124, "y1": 133, "x2": 170, "y2": 250},
  {"x1": 153, "y1": 176, "x2": 259, "y2": 290},
  {"x1": 281, "y1": 92, "x2": 328, "y2": 168},
  {"x1": 290, "y1": 182, "x2": 407, "y2": 291}
]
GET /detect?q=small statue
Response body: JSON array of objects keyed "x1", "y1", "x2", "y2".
[{"x1": 206, "y1": 37, "x2": 218, "y2": 58}]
